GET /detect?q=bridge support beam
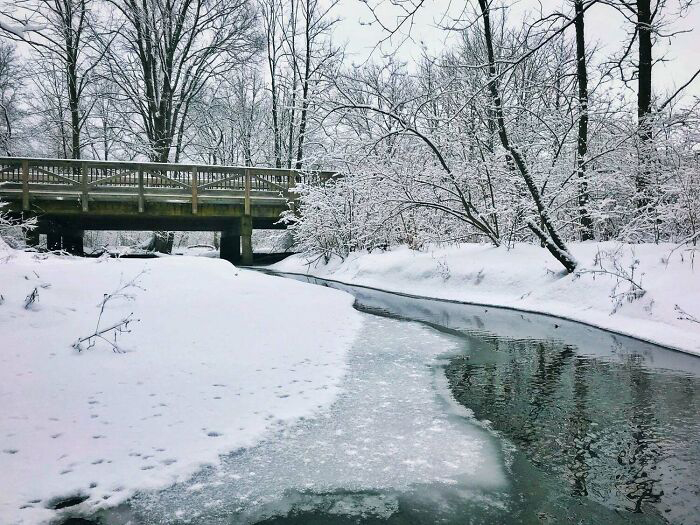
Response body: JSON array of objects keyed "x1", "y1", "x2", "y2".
[
  {"x1": 46, "y1": 230, "x2": 62, "y2": 252},
  {"x1": 241, "y1": 215, "x2": 253, "y2": 266},
  {"x1": 220, "y1": 229, "x2": 241, "y2": 264},
  {"x1": 62, "y1": 229, "x2": 84, "y2": 256}
]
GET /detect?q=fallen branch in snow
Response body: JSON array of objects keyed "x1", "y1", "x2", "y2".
[
  {"x1": 96, "y1": 270, "x2": 147, "y2": 308},
  {"x1": 72, "y1": 314, "x2": 138, "y2": 353},
  {"x1": 576, "y1": 247, "x2": 646, "y2": 314},
  {"x1": 675, "y1": 304, "x2": 700, "y2": 324},
  {"x1": 73, "y1": 270, "x2": 147, "y2": 353},
  {"x1": 663, "y1": 232, "x2": 700, "y2": 269},
  {"x1": 24, "y1": 287, "x2": 39, "y2": 309}
]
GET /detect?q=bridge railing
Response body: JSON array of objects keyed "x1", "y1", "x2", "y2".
[{"x1": 0, "y1": 157, "x2": 334, "y2": 214}]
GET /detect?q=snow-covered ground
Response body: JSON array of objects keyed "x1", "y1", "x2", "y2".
[
  {"x1": 273, "y1": 242, "x2": 700, "y2": 356},
  {"x1": 0, "y1": 240, "x2": 361, "y2": 524}
]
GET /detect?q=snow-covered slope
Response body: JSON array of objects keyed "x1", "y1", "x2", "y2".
[
  {"x1": 273, "y1": 242, "x2": 700, "y2": 356},
  {"x1": 0, "y1": 247, "x2": 361, "y2": 524}
]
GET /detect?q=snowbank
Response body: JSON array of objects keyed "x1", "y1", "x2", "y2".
[
  {"x1": 273, "y1": 242, "x2": 700, "y2": 356},
  {"x1": 0, "y1": 246, "x2": 361, "y2": 524}
]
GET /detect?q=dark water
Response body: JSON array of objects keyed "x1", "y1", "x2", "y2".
[
  {"x1": 85, "y1": 272, "x2": 700, "y2": 525},
  {"x1": 271, "y1": 274, "x2": 700, "y2": 525}
]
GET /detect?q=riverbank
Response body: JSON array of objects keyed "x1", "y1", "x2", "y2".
[
  {"x1": 272, "y1": 242, "x2": 700, "y2": 356},
  {"x1": 0, "y1": 240, "x2": 361, "y2": 524}
]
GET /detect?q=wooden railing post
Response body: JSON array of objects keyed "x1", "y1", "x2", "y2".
[
  {"x1": 21, "y1": 159, "x2": 29, "y2": 211},
  {"x1": 191, "y1": 166, "x2": 198, "y2": 214},
  {"x1": 138, "y1": 167, "x2": 145, "y2": 213},
  {"x1": 244, "y1": 168, "x2": 251, "y2": 216},
  {"x1": 81, "y1": 161, "x2": 89, "y2": 212}
]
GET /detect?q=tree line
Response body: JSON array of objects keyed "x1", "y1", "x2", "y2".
[{"x1": 1, "y1": 0, "x2": 699, "y2": 271}]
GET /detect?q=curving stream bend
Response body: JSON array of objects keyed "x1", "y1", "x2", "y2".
[{"x1": 96, "y1": 270, "x2": 700, "y2": 525}]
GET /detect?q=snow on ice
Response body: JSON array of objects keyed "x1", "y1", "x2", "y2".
[
  {"x1": 102, "y1": 313, "x2": 507, "y2": 524},
  {"x1": 0, "y1": 241, "x2": 361, "y2": 524}
]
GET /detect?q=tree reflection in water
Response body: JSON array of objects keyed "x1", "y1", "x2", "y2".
[{"x1": 445, "y1": 334, "x2": 696, "y2": 522}]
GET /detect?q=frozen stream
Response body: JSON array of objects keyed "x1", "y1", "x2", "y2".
[
  {"x1": 92, "y1": 270, "x2": 700, "y2": 525},
  {"x1": 99, "y1": 311, "x2": 508, "y2": 524}
]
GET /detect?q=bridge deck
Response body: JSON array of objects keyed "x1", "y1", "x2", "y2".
[
  {"x1": 0, "y1": 157, "x2": 332, "y2": 262},
  {"x1": 0, "y1": 157, "x2": 330, "y2": 219}
]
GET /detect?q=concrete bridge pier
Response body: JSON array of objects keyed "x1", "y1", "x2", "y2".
[
  {"x1": 241, "y1": 215, "x2": 253, "y2": 265},
  {"x1": 219, "y1": 216, "x2": 253, "y2": 265},
  {"x1": 220, "y1": 229, "x2": 241, "y2": 264}
]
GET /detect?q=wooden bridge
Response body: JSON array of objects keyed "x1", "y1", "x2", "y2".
[{"x1": 0, "y1": 157, "x2": 332, "y2": 263}]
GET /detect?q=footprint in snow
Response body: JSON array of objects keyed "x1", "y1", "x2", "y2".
[{"x1": 47, "y1": 493, "x2": 89, "y2": 510}]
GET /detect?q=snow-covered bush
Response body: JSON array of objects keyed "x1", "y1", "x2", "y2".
[{"x1": 0, "y1": 200, "x2": 35, "y2": 249}]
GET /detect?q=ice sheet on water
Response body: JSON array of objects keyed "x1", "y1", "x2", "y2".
[{"x1": 109, "y1": 314, "x2": 507, "y2": 523}]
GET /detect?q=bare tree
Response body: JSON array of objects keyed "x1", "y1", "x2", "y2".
[
  {"x1": 602, "y1": 0, "x2": 698, "y2": 209},
  {"x1": 261, "y1": 0, "x2": 284, "y2": 167},
  {"x1": 0, "y1": 0, "x2": 105, "y2": 158},
  {"x1": 0, "y1": 42, "x2": 21, "y2": 155},
  {"x1": 280, "y1": 0, "x2": 342, "y2": 169},
  {"x1": 574, "y1": 0, "x2": 594, "y2": 240},
  {"x1": 101, "y1": 0, "x2": 261, "y2": 162}
]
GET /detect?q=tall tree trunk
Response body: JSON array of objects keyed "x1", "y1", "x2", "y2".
[
  {"x1": 636, "y1": 0, "x2": 653, "y2": 209},
  {"x1": 294, "y1": 1, "x2": 315, "y2": 171},
  {"x1": 66, "y1": 44, "x2": 81, "y2": 158},
  {"x1": 477, "y1": 0, "x2": 577, "y2": 272},
  {"x1": 270, "y1": 69, "x2": 282, "y2": 168},
  {"x1": 575, "y1": 0, "x2": 593, "y2": 240},
  {"x1": 266, "y1": 4, "x2": 283, "y2": 169},
  {"x1": 287, "y1": 82, "x2": 297, "y2": 169},
  {"x1": 173, "y1": 100, "x2": 191, "y2": 163},
  {"x1": 295, "y1": 13, "x2": 312, "y2": 170},
  {"x1": 1, "y1": 102, "x2": 12, "y2": 155},
  {"x1": 103, "y1": 118, "x2": 108, "y2": 160}
]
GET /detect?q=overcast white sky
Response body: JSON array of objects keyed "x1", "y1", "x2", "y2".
[{"x1": 332, "y1": 0, "x2": 700, "y2": 100}]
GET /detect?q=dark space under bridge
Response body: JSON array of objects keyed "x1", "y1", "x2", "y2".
[{"x1": 0, "y1": 157, "x2": 333, "y2": 264}]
